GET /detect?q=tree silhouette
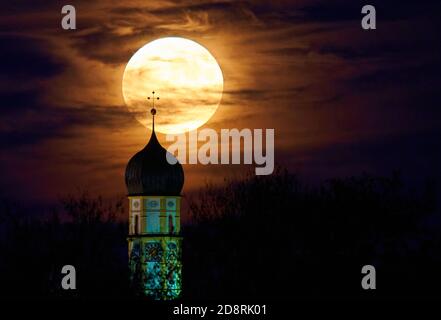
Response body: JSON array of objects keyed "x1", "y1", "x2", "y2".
[{"x1": 0, "y1": 169, "x2": 439, "y2": 299}]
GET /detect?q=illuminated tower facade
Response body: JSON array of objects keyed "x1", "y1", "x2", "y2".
[{"x1": 125, "y1": 104, "x2": 184, "y2": 300}]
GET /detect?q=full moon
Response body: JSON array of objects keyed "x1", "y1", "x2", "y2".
[{"x1": 122, "y1": 37, "x2": 224, "y2": 134}]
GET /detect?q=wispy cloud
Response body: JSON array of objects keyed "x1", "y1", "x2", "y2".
[{"x1": 0, "y1": 0, "x2": 440, "y2": 206}]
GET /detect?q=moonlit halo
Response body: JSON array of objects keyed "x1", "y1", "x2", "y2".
[{"x1": 122, "y1": 37, "x2": 224, "y2": 134}]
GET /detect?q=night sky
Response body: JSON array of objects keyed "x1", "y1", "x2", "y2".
[{"x1": 1, "y1": 1, "x2": 440, "y2": 212}]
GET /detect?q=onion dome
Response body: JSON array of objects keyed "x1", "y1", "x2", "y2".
[{"x1": 125, "y1": 107, "x2": 184, "y2": 196}]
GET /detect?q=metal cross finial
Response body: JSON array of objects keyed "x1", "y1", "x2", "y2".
[
  {"x1": 147, "y1": 91, "x2": 160, "y2": 111},
  {"x1": 147, "y1": 91, "x2": 159, "y2": 131}
]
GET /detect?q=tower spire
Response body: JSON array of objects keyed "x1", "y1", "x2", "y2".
[
  {"x1": 126, "y1": 89, "x2": 184, "y2": 300},
  {"x1": 147, "y1": 91, "x2": 159, "y2": 132}
]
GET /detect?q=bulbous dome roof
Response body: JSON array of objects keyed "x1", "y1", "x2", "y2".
[{"x1": 125, "y1": 130, "x2": 184, "y2": 196}]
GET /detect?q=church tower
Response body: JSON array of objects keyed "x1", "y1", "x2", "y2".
[{"x1": 125, "y1": 96, "x2": 184, "y2": 300}]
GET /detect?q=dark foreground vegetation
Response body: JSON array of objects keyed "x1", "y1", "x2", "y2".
[{"x1": 0, "y1": 168, "x2": 439, "y2": 299}]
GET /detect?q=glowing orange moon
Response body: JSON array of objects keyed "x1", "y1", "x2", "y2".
[{"x1": 122, "y1": 37, "x2": 224, "y2": 134}]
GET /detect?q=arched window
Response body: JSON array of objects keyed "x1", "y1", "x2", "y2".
[
  {"x1": 135, "y1": 215, "x2": 139, "y2": 235},
  {"x1": 168, "y1": 214, "x2": 174, "y2": 234}
]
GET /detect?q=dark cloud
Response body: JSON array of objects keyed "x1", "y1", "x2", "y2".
[
  {"x1": 0, "y1": 0, "x2": 60, "y2": 14},
  {"x1": 0, "y1": 90, "x2": 40, "y2": 114},
  {"x1": 68, "y1": 23, "x2": 159, "y2": 64},
  {"x1": 150, "y1": 1, "x2": 239, "y2": 15},
  {"x1": 0, "y1": 35, "x2": 67, "y2": 148},
  {"x1": 296, "y1": 128, "x2": 441, "y2": 179},
  {"x1": 0, "y1": 35, "x2": 64, "y2": 81},
  {"x1": 274, "y1": 127, "x2": 441, "y2": 196},
  {"x1": 314, "y1": 28, "x2": 441, "y2": 61},
  {"x1": 350, "y1": 61, "x2": 441, "y2": 90},
  {"x1": 223, "y1": 89, "x2": 267, "y2": 100},
  {"x1": 0, "y1": 33, "x2": 135, "y2": 150},
  {"x1": 261, "y1": 47, "x2": 312, "y2": 57},
  {"x1": 248, "y1": 0, "x2": 441, "y2": 24},
  {"x1": 0, "y1": 103, "x2": 134, "y2": 149}
]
